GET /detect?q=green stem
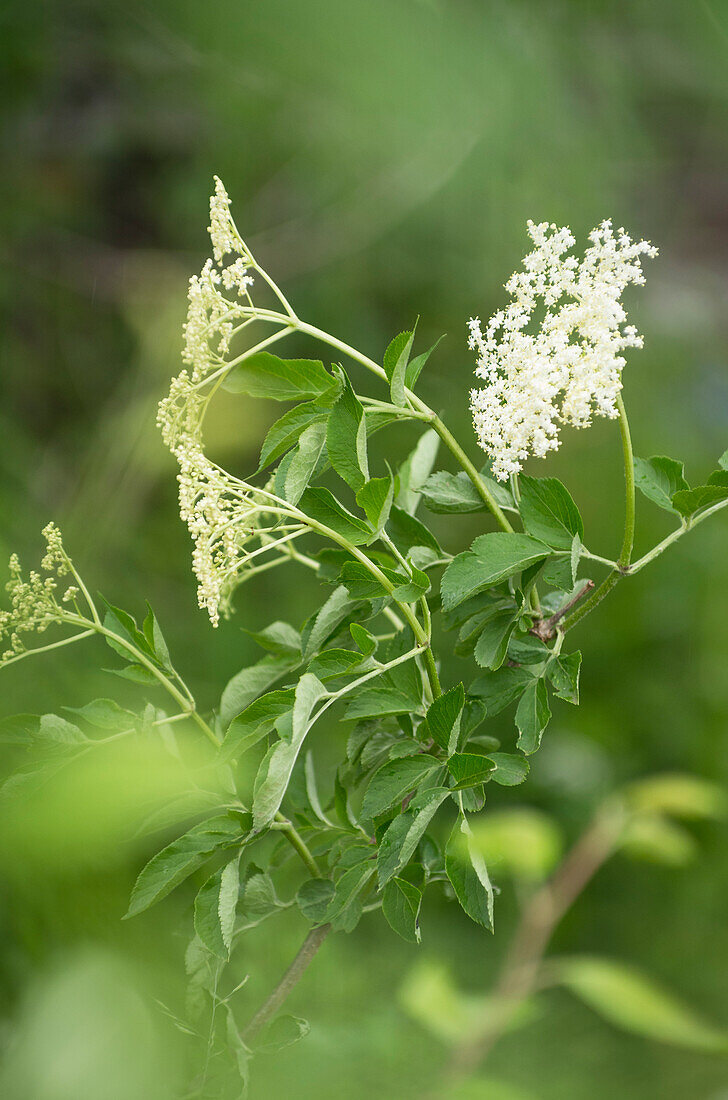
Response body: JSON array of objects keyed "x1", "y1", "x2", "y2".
[
  {"x1": 274, "y1": 812, "x2": 322, "y2": 877},
  {"x1": 616, "y1": 393, "x2": 635, "y2": 569},
  {"x1": 561, "y1": 394, "x2": 635, "y2": 634},
  {"x1": 294, "y1": 320, "x2": 514, "y2": 533}
]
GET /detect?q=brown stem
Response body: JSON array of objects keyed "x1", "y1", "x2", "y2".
[
  {"x1": 243, "y1": 924, "x2": 331, "y2": 1043},
  {"x1": 437, "y1": 803, "x2": 625, "y2": 1093},
  {"x1": 531, "y1": 580, "x2": 595, "y2": 642}
]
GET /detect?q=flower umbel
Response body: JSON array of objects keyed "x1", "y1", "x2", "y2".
[
  {"x1": 159, "y1": 179, "x2": 305, "y2": 625},
  {"x1": 468, "y1": 219, "x2": 657, "y2": 480}
]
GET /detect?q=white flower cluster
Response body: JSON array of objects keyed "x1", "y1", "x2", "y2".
[
  {"x1": 468, "y1": 219, "x2": 657, "y2": 480},
  {"x1": 0, "y1": 523, "x2": 79, "y2": 663},
  {"x1": 159, "y1": 179, "x2": 300, "y2": 625}
]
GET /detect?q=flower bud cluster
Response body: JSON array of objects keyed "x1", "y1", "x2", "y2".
[
  {"x1": 468, "y1": 219, "x2": 657, "y2": 480},
  {"x1": 0, "y1": 523, "x2": 79, "y2": 662}
]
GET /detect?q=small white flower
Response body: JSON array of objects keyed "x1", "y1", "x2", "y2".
[{"x1": 469, "y1": 219, "x2": 657, "y2": 480}]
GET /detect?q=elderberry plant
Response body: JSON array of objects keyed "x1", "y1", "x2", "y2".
[{"x1": 2, "y1": 179, "x2": 727, "y2": 1094}]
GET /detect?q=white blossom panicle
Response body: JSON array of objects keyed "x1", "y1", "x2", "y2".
[
  {"x1": 0, "y1": 523, "x2": 81, "y2": 663},
  {"x1": 159, "y1": 179, "x2": 303, "y2": 625},
  {"x1": 468, "y1": 219, "x2": 657, "y2": 480}
]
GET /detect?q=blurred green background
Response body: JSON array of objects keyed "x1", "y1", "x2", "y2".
[{"x1": 1, "y1": 0, "x2": 727, "y2": 1096}]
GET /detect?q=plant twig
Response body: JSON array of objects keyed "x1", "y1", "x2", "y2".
[
  {"x1": 243, "y1": 924, "x2": 331, "y2": 1043},
  {"x1": 531, "y1": 580, "x2": 595, "y2": 641},
  {"x1": 436, "y1": 802, "x2": 625, "y2": 1093}
]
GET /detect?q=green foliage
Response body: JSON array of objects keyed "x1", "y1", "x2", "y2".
[{"x1": 222, "y1": 352, "x2": 333, "y2": 400}]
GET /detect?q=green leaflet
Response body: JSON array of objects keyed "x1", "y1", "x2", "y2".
[
  {"x1": 441, "y1": 533, "x2": 551, "y2": 611},
  {"x1": 555, "y1": 956, "x2": 728, "y2": 1053},
  {"x1": 326, "y1": 861, "x2": 376, "y2": 933},
  {"x1": 474, "y1": 609, "x2": 519, "y2": 670},
  {"x1": 356, "y1": 475, "x2": 394, "y2": 532},
  {"x1": 125, "y1": 814, "x2": 248, "y2": 918},
  {"x1": 383, "y1": 328, "x2": 415, "y2": 407},
  {"x1": 425, "y1": 684, "x2": 464, "y2": 753},
  {"x1": 222, "y1": 352, "x2": 332, "y2": 401},
  {"x1": 257, "y1": 400, "x2": 330, "y2": 470},
  {"x1": 252, "y1": 673, "x2": 328, "y2": 830},
  {"x1": 469, "y1": 666, "x2": 535, "y2": 715},
  {"x1": 299, "y1": 487, "x2": 372, "y2": 544},
  {"x1": 302, "y1": 585, "x2": 358, "y2": 661},
  {"x1": 222, "y1": 689, "x2": 295, "y2": 760},
  {"x1": 488, "y1": 753, "x2": 530, "y2": 786},
  {"x1": 515, "y1": 678, "x2": 551, "y2": 754},
  {"x1": 547, "y1": 650, "x2": 582, "y2": 704},
  {"x1": 343, "y1": 687, "x2": 419, "y2": 722},
  {"x1": 672, "y1": 482, "x2": 728, "y2": 516},
  {"x1": 326, "y1": 366, "x2": 369, "y2": 490},
  {"x1": 420, "y1": 470, "x2": 486, "y2": 514},
  {"x1": 283, "y1": 421, "x2": 328, "y2": 504},
  {"x1": 220, "y1": 654, "x2": 299, "y2": 729},
  {"x1": 361, "y1": 755, "x2": 441, "y2": 823},
  {"x1": 445, "y1": 815, "x2": 494, "y2": 930},
  {"x1": 447, "y1": 751, "x2": 496, "y2": 789},
  {"x1": 382, "y1": 877, "x2": 422, "y2": 943},
  {"x1": 377, "y1": 787, "x2": 450, "y2": 886},
  {"x1": 404, "y1": 335, "x2": 445, "y2": 392},
  {"x1": 193, "y1": 855, "x2": 240, "y2": 958},
  {"x1": 634, "y1": 456, "x2": 689, "y2": 513},
  {"x1": 386, "y1": 504, "x2": 442, "y2": 555},
  {"x1": 307, "y1": 648, "x2": 363, "y2": 681},
  {"x1": 518, "y1": 476, "x2": 584, "y2": 550},
  {"x1": 396, "y1": 429, "x2": 440, "y2": 515},
  {"x1": 296, "y1": 878, "x2": 336, "y2": 924}
]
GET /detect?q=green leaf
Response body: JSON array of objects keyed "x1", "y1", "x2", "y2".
[
  {"x1": 556, "y1": 956, "x2": 728, "y2": 1053},
  {"x1": 447, "y1": 752, "x2": 496, "y2": 789},
  {"x1": 672, "y1": 483, "x2": 728, "y2": 516},
  {"x1": 302, "y1": 585, "x2": 357, "y2": 661},
  {"x1": 34, "y1": 714, "x2": 88, "y2": 745},
  {"x1": 283, "y1": 421, "x2": 327, "y2": 504},
  {"x1": 193, "y1": 856, "x2": 240, "y2": 959},
  {"x1": 441, "y1": 534, "x2": 550, "y2": 611},
  {"x1": 220, "y1": 654, "x2": 298, "y2": 728},
  {"x1": 404, "y1": 335, "x2": 445, "y2": 391},
  {"x1": 625, "y1": 773, "x2": 727, "y2": 821},
  {"x1": 634, "y1": 456, "x2": 689, "y2": 512},
  {"x1": 546, "y1": 651, "x2": 582, "y2": 704},
  {"x1": 222, "y1": 352, "x2": 332, "y2": 401},
  {"x1": 719, "y1": 448, "x2": 728, "y2": 471},
  {"x1": 350, "y1": 623, "x2": 378, "y2": 656},
  {"x1": 392, "y1": 565, "x2": 431, "y2": 604},
  {"x1": 142, "y1": 604, "x2": 172, "y2": 670},
  {"x1": 326, "y1": 862, "x2": 376, "y2": 933},
  {"x1": 125, "y1": 815, "x2": 246, "y2": 918},
  {"x1": 299, "y1": 487, "x2": 372, "y2": 544},
  {"x1": 382, "y1": 877, "x2": 422, "y2": 943},
  {"x1": 474, "y1": 609, "x2": 518, "y2": 670},
  {"x1": 515, "y1": 678, "x2": 551, "y2": 754},
  {"x1": 396, "y1": 429, "x2": 440, "y2": 515},
  {"x1": 222, "y1": 689, "x2": 295, "y2": 759},
  {"x1": 258, "y1": 401, "x2": 330, "y2": 470},
  {"x1": 361, "y1": 755, "x2": 440, "y2": 823},
  {"x1": 469, "y1": 666, "x2": 535, "y2": 716},
  {"x1": 344, "y1": 687, "x2": 419, "y2": 722},
  {"x1": 245, "y1": 621, "x2": 301, "y2": 656},
  {"x1": 619, "y1": 815, "x2": 697, "y2": 866},
  {"x1": 326, "y1": 367, "x2": 369, "y2": 490},
  {"x1": 252, "y1": 674, "x2": 328, "y2": 829},
  {"x1": 356, "y1": 475, "x2": 394, "y2": 532},
  {"x1": 387, "y1": 504, "x2": 442, "y2": 555},
  {"x1": 445, "y1": 816, "x2": 494, "y2": 930},
  {"x1": 488, "y1": 753, "x2": 530, "y2": 786},
  {"x1": 296, "y1": 878, "x2": 336, "y2": 923},
  {"x1": 708, "y1": 468, "x2": 728, "y2": 487},
  {"x1": 256, "y1": 1014, "x2": 311, "y2": 1053},
  {"x1": 340, "y1": 561, "x2": 397, "y2": 601},
  {"x1": 64, "y1": 698, "x2": 135, "y2": 731},
  {"x1": 518, "y1": 476, "x2": 584, "y2": 550},
  {"x1": 377, "y1": 787, "x2": 450, "y2": 886},
  {"x1": 470, "y1": 809, "x2": 561, "y2": 879},
  {"x1": 425, "y1": 684, "x2": 464, "y2": 753},
  {"x1": 383, "y1": 328, "x2": 415, "y2": 407},
  {"x1": 420, "y1": 470, "x2": 486, "y2": 514},
  {"x1": 307, "y1": 648, "x2": 363, "y2": 681},
  {"x1": 101, "y1": 600, "x2": 153, "y2": 663}
]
